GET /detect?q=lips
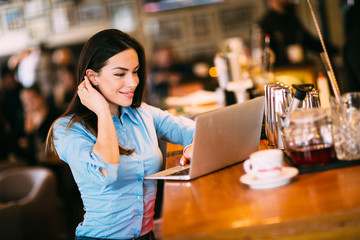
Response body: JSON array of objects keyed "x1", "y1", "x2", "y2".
[{"x1": 120, "y1": 91, "x2": 135, "y2": 98}]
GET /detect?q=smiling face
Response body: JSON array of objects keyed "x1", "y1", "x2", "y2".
[{"x1": 90, "y1": 48, "x2": 140, "y2": 116}]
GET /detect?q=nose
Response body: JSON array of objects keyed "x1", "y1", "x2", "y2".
[{"x1": 126, "y1": 74, "x2": 139, "y2": 88}]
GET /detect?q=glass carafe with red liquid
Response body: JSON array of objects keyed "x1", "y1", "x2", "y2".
[{"x1": 283, "y1": 108, "x2": 335, "y2": 167}]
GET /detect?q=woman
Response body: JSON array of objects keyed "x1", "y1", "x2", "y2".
[
  {"x1": 46, "y1": 29, "x2": 194, "y2": 240},
  {"x1": 19, "y1": 84, "x2": 59, "y2": 165}
]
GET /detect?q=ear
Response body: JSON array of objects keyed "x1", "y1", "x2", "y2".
[{"x1": 85, "y1": 69, "x2": 99, "y2": 86}]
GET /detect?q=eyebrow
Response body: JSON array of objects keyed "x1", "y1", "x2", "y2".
[{"x1": 112, "y1": 65, "x2": 140, "y2": 71}]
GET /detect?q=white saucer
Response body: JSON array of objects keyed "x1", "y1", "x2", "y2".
[{"x1": 240, "y1": 167, "x2": 299, "y2": 190}]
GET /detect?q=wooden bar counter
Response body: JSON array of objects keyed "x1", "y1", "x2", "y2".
[{"x1": 161, "y1": 140, "x2": 360, "y2": 239}]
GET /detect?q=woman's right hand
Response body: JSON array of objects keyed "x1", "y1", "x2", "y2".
[
  {"x1": 77, "y1": 76, "x2": 109, "y2": 116},
  {"x1": 180, "y1": 144, "x2": 193, "y2": 166}
]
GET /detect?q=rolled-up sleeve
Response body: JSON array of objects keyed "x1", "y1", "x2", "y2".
[{"x1": 53, "y1": 117, "x2": 119, "y2": 187}]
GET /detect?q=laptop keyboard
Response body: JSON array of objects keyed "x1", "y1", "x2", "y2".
[{"x1": 167, "y1": 168, "x2": 190, "y2": 176}]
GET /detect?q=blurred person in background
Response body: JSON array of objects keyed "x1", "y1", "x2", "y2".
[
  {"x1": 18, "y1": 84, "x2": 59, "y2": 165},
  {"x1": 258, "y1": 0, "x2": 338, "y2": 67},
  {"x1": 344, "y1": 0, "x2": 360, "y2": 37},
  {"x1": 0, "y1": 62, "x2": 23, "y2": 160},
  {"x1": 53, "y1": 65, "x2": 77, "y2": 113},
  {"x1": 343, "y1": 0, "x2": 360, "y2": 92},
  {"x1": 147, "y1": 47, "x2": 183, "y2": 108},
  {"x1": 51, "y1": 47, "x2": 77, "y2": 113}
]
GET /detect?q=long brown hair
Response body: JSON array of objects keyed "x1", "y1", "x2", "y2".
[{"x1": 46, "y1": 29, "x2": 147, "y2": 156}]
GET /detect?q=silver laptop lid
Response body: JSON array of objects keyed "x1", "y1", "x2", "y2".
[{"x1": 189, "y1": 96, "x2": 265, "y2": 179}]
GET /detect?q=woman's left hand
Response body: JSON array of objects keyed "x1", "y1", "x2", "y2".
[{"x1": 180, "y1": 144, "x2": 193, "y2": 165}]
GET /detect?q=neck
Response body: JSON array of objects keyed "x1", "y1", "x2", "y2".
[{"x1": 109, "y1": 103, "x2": 120, "y2": 118}]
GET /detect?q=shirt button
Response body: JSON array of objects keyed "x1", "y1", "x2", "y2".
[
  {"x1": 138, "y1": 196, "x2": 142, "y2": 200},
  {"x1": 138, "y1": 178, "x2": 142, "y2": 182},
  {"x1": 138, "y1": 161, "x2": 141, "y2": 164}
]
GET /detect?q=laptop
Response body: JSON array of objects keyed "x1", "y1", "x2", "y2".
[{"x1": 145, "y1": 96, "x2": 265, "y2": 181}]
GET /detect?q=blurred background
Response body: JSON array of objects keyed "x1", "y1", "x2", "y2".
[
  {"x1": 0, "y1": 0, "x2": 359, "y2": 239},
  {"x1": 0, "y1": 0, "x2": 357, "y2": 106}
]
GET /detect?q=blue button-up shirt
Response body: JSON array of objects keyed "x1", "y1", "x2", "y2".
[{"x1": 53, "y1": 103, "x2": 195, "y2": 239}]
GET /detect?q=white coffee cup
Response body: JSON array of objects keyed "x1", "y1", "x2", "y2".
[{"x1": 243, "y1": 149, "x2": 283, "y2": 180}]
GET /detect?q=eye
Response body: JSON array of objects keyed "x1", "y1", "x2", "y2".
[
  {"x1": 115, "y1": 73, "x2": 125, "y2": 77},
  {"x1": 132, "y1": 70, "x2": 138, "y2": 75}
]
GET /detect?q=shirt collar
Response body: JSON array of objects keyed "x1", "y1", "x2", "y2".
[{"x1": 119, "y1": 106, "x2": 139, "y2": 125}]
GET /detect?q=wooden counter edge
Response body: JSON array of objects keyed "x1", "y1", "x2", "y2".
[{"x1": 162, "y1": 208, "x2": 360, "y2": 240}]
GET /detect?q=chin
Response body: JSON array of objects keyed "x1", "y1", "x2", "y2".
[{"x1": 119, "y1": 100, "x2": 133, "y2": 107}]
